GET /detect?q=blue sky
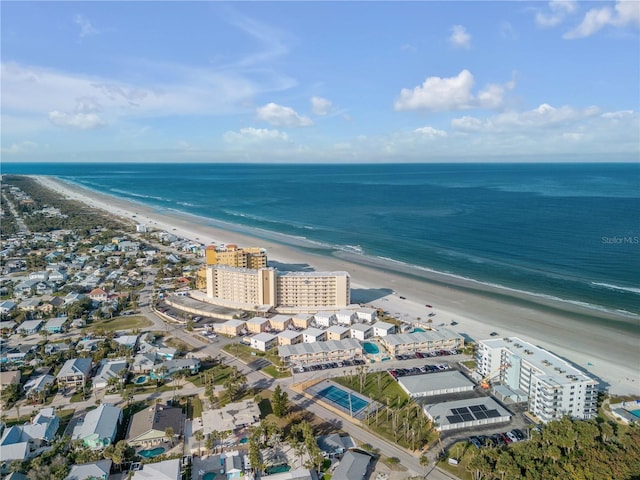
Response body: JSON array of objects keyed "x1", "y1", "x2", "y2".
[{"x1": 2, "y1": 1, "x2": 639, "y2": 162}]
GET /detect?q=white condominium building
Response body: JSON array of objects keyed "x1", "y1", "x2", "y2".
[
  {"x1": 476, "y1": 337, "x2": 598, "y2": 424},
  {"x1": 205, "y1": 265, "x2": 350, "y2": 311}
]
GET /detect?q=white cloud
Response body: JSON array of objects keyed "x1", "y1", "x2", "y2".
[
  {"x1": 48, "y1": 111, "x2": 106, "y2": 129},
  {"x1": 451, "y1": 103, "x2": 602, "y2": 132},
  {"x1": 394, "y1": 70, "x2": 513, "y2": 112},
  {"x1": 564, "y1": 0, "x2": 640, "y2": 39},
  {"x1": 223, "y1": 127, "x2": 289, "y2": 143},
  {"x1": 74, "y1": 14, "x2": 99, "y2": 38},
  {"x1": 1, "y1": 141, "x2": 38, "y2": 155},
  {"x1": 536, "y1": 0, "x2": 577, "y2": 28},
  {"x1": 413, "y1": 126, "x2": 447, "y2": 137},
  {"x1": 256, "y1": 103, "x2": 313, "y2": 127},
  {"x1": 449, "y1": 25, "x2": 471, "y2": 48},
  {"x1": 311, "y1": 96, "x2": 332, "y2": 116},
  {"x1": 401, "y1": 44, "x2": 417, "y2": 52}
]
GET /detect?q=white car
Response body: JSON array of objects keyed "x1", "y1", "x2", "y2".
[{"x1": 506, "y1": 431, "x2": 518, "y2": 443}]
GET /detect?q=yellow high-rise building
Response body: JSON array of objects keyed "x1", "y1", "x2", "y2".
[{"x1": 205, "y1": 244, "x2": 267, "y2": 269}]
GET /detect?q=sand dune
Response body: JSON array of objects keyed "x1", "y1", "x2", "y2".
[{"x1": 34, "y1": 175, "x2": 639, "y2": 396}]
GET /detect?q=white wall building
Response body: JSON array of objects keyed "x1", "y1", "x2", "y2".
[
  {"x1": 250, "y1": 332, "x2": 278, "y2": 352},
  {"x1": 372, "y1": 321, "x2": 396, "y2": 337},
  {"x1": 336, "y1": 310, "x2": 357, "y2": 326},
  {"x1": 302, "y1": 327, "x2": 327, "y2": 343},
  {"x1": 350, "y1": 323, "x2": 373, "y2": 341},
  {"x1": 476, "y1": 337, "x2": 598, "y2": 424},
  {"x1": 313, "y1": 312, "x2": 336, "y2": 328}
]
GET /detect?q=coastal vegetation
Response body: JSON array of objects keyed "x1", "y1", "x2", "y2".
[{"x1": 440, "y1": 417, "x2": 640, "y2": 480}]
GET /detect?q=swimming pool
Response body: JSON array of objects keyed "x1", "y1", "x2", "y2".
[
  {"x1": 239, "y1": 437, "x2": 248, "y2": 444},
  {"x1": 362, "y1": 342, "x2": 380, "y2": 354},
  {"x1": 413, "y1": 328, "x2": 425, "y2": 333},
  {"x1": 629, "y1": 409, "x2": 640, "y2": 420},
  {"x1": 317, "y1": 385, "x2": 369, "y2": 414},
  {"x1": 265, "y1": 464, "x2": 291, "y2": 475},
  {"x1": 134, "y1": 375, "x2": 147, "y2": 384},
  {"x1": 138, "y1": 447, "x2": 165, "y2": 458},
  {"x1": 202, "y1": 473, "x2": 216, "y2": 480}
]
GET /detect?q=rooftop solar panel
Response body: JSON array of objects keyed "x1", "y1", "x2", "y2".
[
  {"x1": 447, "y1": 415, "x2": 462, "y2": 423},
  {"x1": 461, "y1": 413, "x2": 475, "y2": 421},
  {"x1": 469, "y1": 405, "x2": 482, "y2": 412},
  {"x1": 474, "y1": 411, "x2": 488, "y2": 420},
  {"x1": 486, "y1": 410, "x2": 501, "y2": 418}
]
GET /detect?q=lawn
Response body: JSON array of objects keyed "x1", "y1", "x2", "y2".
[
  {"x1": 56, "y1": 408, "x2": 75, "y2": 436},
  {"x1": 437, "y1": 441, "x2": 474, "y2": 480},
  {"x1": 262, "y1": 365, "x2": 291, "y2": 379},
  {"x1": 223, "y1": 342, "x2": 263, "y2": 364},
  {"x1": 86, "y1": 315, "x2": 153, "y2": 333},
  {"x1": 334, "y1": 371, "x2": 436, "y2": 451}
]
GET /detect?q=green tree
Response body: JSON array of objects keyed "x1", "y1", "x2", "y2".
[
  {"x1": 271, "y1": 385, "x2": 289, "y2": 418},
  {"x1": 194, "y1": 430, "x2": 204, "y2": 456}
]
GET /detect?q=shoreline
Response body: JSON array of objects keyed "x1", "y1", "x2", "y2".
[{"x1": 32, "y1": 175, "x2": 639, "y2": 396}]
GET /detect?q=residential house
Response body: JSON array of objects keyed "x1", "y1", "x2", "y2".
[
  {"x1": 28, "y1": 271, "x2": 49, "y2": 281},
  {"x1": 114, "y1": 335, "x2": 139, "y2": 350},
  {"x1": 291, "y1": 314, "x2": 314, "y2": 330},
  {"x1": 64, "y1": 460, "x2": 112, "y2": 480},
  {"x1": 23, "y1": 374, "x2": 55, "y2": 399},
  {"x1": 44, "y1": 317, "x2": 68, "y2": 334},
  {"x1": 331, "y1": 450, "x2": 372, "y2": 480},
  {"x1": 350, "y1": 324, "x2": 373, "y2": 341},
  {"x1": 93, "y1": 359, "x2": 128, "y2": 391},
  {"x1": 0, "y1": 408, "x2": 59, "y2": 464},
  {"x1": 269, "y1": 315, "x2": 292, "y2": 331},
  {"x1": 18, "y1": 298, "x2": 41, "y2": 313},
  {"x1": 13, "y1": 280, "x2": 38, "y2": 297},
  {"x1": 316, "y1": 433, "x2": 355, "y2": 456},
  {"x1": 48, "y1": 269, "x2": 68, "y2": 283},
  {"x1": 302, "y1": 327, "x2": 327, "y2": 344},
  {"x1": 0, "y1": 371, "x2": 21, "y2": 392},
  {"x1": 325, "y1": 325, "x2": 350, "y2": 341},
  {"x1": 17, "y1": 320, "x2": 43, "y2": 335},
  {"x1": 250, "y1": 332, "x2": 278, "y2": 352},
  {"x1": 214, "y1": 320, "x2": 246, "y2": 337},
  {"x1": 131, "y1": 352, "x2": 157, "y2": 374},
  {"x1": 72, "y1": 404, "x2": 122, "y2": 449},
  {"x1": 201, "y1": 399, "x2": 261, "y2": 436},
  {"x1": 151, "y1": 358, "x2": 200, "y2": 380},
  {"x1": 64, "y1": 293, "x2": 86, "y2": 305},
  {"x1": 277, "y1": 329, "x2": 303, "y2": 346},
  {"x1": 130, "y1": 458, "x2": 181, "y2": 480},
  {"x1": 313, "y1": 312, "x2": 336, "y2": 328},
  {"x1": 225, "y1": 454, "x2": 243, "y2": 479},
  {"x1": 126, "y1": 403, "x2": 183, "y2": 447},
  {"x1": 0, "y1": 321, "x2": 17, "y2": 334},
  {"x1": 56, "y1": 358, "x2": 93, "y2": 389},
  {"x1": 245, "y1": 316, "x2": 270, "y2": 334},
  {"x1": 88, "y1": 288, "x2": 109, "y2": 303},
  {"x1": 356, "y1": 307, "x2": 377, "y2": 323},
  {"x1": 336, "y1": 310, "x2": 357, "y2": 326},
  {"x1": 372, "y1": 321, "x2": 396, "y2": 337},
  {"x1": 278, "y1": 339, "x2": 364, "y2": 367},
  {"x1": 0, "y1": 300, "x2": 17, "y2": 315}
]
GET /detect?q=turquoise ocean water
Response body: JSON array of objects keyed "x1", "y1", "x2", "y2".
[{"x1": 2, "y1": 162, "x2": 639, "y2": 318}]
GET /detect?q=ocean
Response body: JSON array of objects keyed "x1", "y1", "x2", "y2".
[{"x1": 2, "y1": 162, "x2": 639, "y2": 317}]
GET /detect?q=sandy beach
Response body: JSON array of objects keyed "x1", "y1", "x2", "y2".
[{"x1": 34, "y1": 175, "x2": 639, "y2": 396}]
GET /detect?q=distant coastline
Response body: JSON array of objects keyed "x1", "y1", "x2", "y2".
[{"x1": 26, "y1": 173, "x2": 640, "y2": 395}]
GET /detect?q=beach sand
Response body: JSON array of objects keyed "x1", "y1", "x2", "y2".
[{"x1": 34, "y1": 176, "x2": 639, "y2": 396}]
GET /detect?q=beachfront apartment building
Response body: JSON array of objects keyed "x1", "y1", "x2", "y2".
[
  {"x1": 380, "y1": 329, "x2": 464, "y2": 357},
  {"x1": 278, "y1": 338, "x2": 363, "y2": 367},
  {"x1": 205, "y1": 265, "x2": 351, "y2": 312},
  {"x1": 205, "y1": 244, "x2": 267, "y2": 269},
  {"x1": 476, "y1": 337, "x2": 599, "y2": 424}
]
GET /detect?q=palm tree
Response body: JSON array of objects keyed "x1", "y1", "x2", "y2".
[
  {"x1": 164, "y1": 426, "x2": 175, "y2": 446},
  {"x1": 194, "y1": 430, "x2": 204, "y2": 456}
]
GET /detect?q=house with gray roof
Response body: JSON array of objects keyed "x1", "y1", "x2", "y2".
[
  {"x1": 93, "y1": 359, "x2": 128, "y2": 391},
  {"x1": 17, "y1": 319, "x2": 42, "y2": 335},
  {"x1": 0, "y1": 408, "x2": 59, "y2": 465},
  {"x1": 126, "y1": 403, "x2": 183, "y2": 447},
  {"x1": 331, "y1": 450, "x2": 373, "y2": 480},
  {"x1": 44, "y1": 316, "x2": 68, "y2": 333},
  {"x1": 130, "y1": 458, "x2": 180, "y2": 480},
  {"x1": 24, "y1": 374, "x2": 55, "y2": 399},
  {"x1": 56, "y1": 358, "x2": 93, "y2": 389},
  {"x1": 64, "y1": 459, "x2": 112, "y2": 480},
  {"x1": 72, "y1": 403, "x2": 122, "y2": 450}
]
